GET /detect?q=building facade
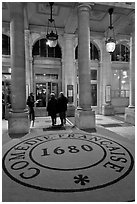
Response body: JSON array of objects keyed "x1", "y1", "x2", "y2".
[{"x1": 2, "y1": 2, "x2": 135, "y2": 136}]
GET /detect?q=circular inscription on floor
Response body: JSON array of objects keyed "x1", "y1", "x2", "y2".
[{"x1": 3, "y1": 133, "x2": 134, "y2": 192}]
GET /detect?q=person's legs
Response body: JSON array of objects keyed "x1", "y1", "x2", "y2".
[
  {"x1": 59, "y1": 112, "x2": 64, "y2": 126},
  {"x1": 51, "y1": 116, "x2": 54, "y2": 126},
  {"x1": 28, "y1": 107, "x2": 35, "y2": 126},
  {"x1": 31, "y1": 107, "x2": 35, "y2": 126},
  {"x1": 54, "y1": 115, "x2": 56, "y2": 124},
  {"x1": 51, "y1": 114, "x2": 56, "y2": 126},
  {"x1": 29, "y1": 107, "x2": 32, "y2": 121},
  {"x1": 52, "y1": 113, "x2": 56, "y2": 125},
  {"x1": 63, "y1": 112, "x2": 66, "y2": 124}
]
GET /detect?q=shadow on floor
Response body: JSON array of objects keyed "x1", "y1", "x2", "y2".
[{"x1": 43, "y1": 125, "x2": 66, "y2": 131}]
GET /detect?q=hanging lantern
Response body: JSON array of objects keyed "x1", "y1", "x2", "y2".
[
  {"x1": 105, "y1": 8, "x2": 116, "y2": 54},
  {"x1": 46, "y1": 2, "x2": 58, "y2": 48}
]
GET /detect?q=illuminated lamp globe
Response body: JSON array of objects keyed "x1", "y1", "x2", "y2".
[
  {"x1": 46, "y1": 31, "x2": 58, "y2": 47},
  {"x1": 106, "y1": 37, "x2": 116, "y2": 54}
]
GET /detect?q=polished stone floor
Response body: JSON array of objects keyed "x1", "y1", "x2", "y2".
[{"x1": 2, "y1": 114, "x2": 135, "y2": 202}]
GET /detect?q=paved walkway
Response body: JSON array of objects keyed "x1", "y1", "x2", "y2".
[{"x1": 2, "y1": 115, "x2": 135, "y2": 202}]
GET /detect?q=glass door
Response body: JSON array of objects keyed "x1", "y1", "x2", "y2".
[
  {"x1": 36, "y1": 83, "x2": 47, "y2": 107},
  {"x1": 47, "y1": 82, "x2": 58, "y2": 102},
  {"x1": 91, "y1": 84, "x2": 97, "y2": 106},
  {"x1": 36, "y1": 82, "x2": 58, "y2": 107}
]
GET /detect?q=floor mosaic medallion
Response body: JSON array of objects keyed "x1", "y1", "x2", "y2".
[{"x1": 3, "y1": 132, "x2": 134, "y2": 193}]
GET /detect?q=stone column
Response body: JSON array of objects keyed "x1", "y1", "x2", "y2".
[
  {"x1": 75, "y1": 3, "x2": 95, "y2": 130},
  {"x1": 8, "y1": 2, "x2": 29, "y2": 137},
  {"x1": 125, "y1": 14, "x2": 135, "y2": 125},
  {"x1": 29, "y1": 33, "x2": 35, "y2": 93},
  {"x1": 63, "y1": 34, "x2": 76, "y2": 116},
  {"x1": 25, "y1": 29, "x2": 30, "y2": 98},
  {"x1": 101, "y1": 42, "x2": 114, "y2": 115},
  {"x1": 29, "y1": 57, "x2": 34, "y2": 93}
]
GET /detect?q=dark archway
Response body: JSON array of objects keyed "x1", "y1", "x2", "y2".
[{"x1": 32, "y1": 38, "x2": 62, "y2": 58}]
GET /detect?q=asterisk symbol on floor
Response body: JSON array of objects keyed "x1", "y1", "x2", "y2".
[{"x1": 74, "y1": 174, "x2": 90, "y2": 185}]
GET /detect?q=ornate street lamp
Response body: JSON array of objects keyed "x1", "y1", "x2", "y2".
[
  {"x1": 46, "y1": 2, "x2": 58, "y2": 47},
  {"x1": 105, "y1": 8, "x2": 116, "y2": 54}
]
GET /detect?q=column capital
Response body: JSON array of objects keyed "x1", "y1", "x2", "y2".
[
  {"x1": 78, "y1": 2, "x2": 94, "y2": 11},
  {"x1": 25, "y1": 29, "x2": 30, "y2": 34},
  {"x1": 25, "y1": 29, "x2": 30, "y2": 40},
  {"x1": 64, "y1": 33, "x2": 75, "y2": 40},
  {"x1": 29, "y1": 57, "x2": 34, "y2": 62}
]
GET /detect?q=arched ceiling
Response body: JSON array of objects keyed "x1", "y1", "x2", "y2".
[{"x1": 2, "y1": 2, "x2": 135, "y2": 37}]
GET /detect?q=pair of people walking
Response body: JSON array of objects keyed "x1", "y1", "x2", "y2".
[{"x1": 47, "y1": 92, "x2": 68, "y2": 126}]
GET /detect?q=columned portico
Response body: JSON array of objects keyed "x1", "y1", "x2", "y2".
[
  {"x1": 125, "y1": 15, "x2": 135, "y2": 124},
  {"x1": 8, "y1": 2, "x2": 29, "y2": 137},
  {"x1": 75, "y1": 3, "x2": 95, "y2": 130}
]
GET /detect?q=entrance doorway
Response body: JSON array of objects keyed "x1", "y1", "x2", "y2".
[{"x1": 36, "y1": 82, "x2": 58, "y2": 108}]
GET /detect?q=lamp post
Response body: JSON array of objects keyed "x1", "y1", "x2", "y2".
[
  {"x1": 105, "y1": 8, "x2": 116, "y2": 54},
  {"x1": 46, "y1": 2, "x2": 58, "y2": 47}
]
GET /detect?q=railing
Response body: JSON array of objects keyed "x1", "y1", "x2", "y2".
[{"x1": 111, "y1": 90, "x2": 129, "y2": 98}]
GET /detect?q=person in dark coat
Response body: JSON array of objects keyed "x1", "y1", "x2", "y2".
[
  {"x1": 57, "y1": 92, "x2": 68, "y2": 126},
  {"x1": 27, "y1": 92, "x2": 35, "y2": 126},
  {"x1": 47, "y1": 93, "x2": 57, "y2": 126}
]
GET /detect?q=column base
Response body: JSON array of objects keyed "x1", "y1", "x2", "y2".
[
  {"x1": 125, "y1": 107, "x2": 135, "y2": 125},
  {"x1": 67, "y1": 104, "x2": 75, "y2": 117},
  {"x1": 102, "y1": 104, "x2": 114, "y2": 116},
  {"x1": 8, "y1": 109, "x2": 30, "y2": 138},
  {"x1": 75, "y1": 108, "x2": 96, "y2": 131}
]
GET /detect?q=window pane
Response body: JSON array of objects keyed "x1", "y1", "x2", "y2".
[
  {"x1": 40, "y1": 39, "x2": 47, "y2": 57},
  {"x1": 91, "y1": 84, "x2": 97, "y2": 106},
  {"x1": 90, "y1": 44, "x2": 93, "y2": 60},
  {"x1": 47, "y1": 82, "x2": 58, "y2": 103},
  {"x1": 111, "y1": 69, "x2": 129, "y2": 98},
  {"x1": 75, "y1": 46, "x2": 78, "y2": 59},
  {"x1": 52, "y1": 83, "x2": 58, "y2": 97},
  {"x1": 121, "y1": 70, "x2": 129, "y2": 90},
  {"x1": 55, "y1": 44, "x2": 62, "y2": 58},
  {"x1": 116, "y1": 44, "x2": 120, "y2": 61},
  {"x1": 2, "y1": 35, "x2": 10, "y2": 55},
  {"x1": 48, "y1": 82, "x2": 52, "y2": 102},
  {"x1": 111, "y1": 50, "x2": 116, "y2": 61},
  {"x1": 91, "y1": 70, "x2": 97, "y2": 80},
  {"x1": 121, "y1": 44, "x2": 125, "y2": 61},
  {"x1": 35, "y1": 74, "x2": 58, "y2": 81},
  {"x1": 111, "y1": 44, "x2": 130, "y2": 62},
  {"x1": 36, "y1": 83, "x2": 46, "y2": 107},
  {"x1": 125, "y1": 47, "x2": 130, "y2": 62},
  {"x1": 94, "y1": 46, "x2": 99, "y2": 60},
  {"x1": 32, "y1": 41, "x2": 39, "y2": 56},
  {"x1": 111, "y1": 70, "x2": 120, "y2": 90},
  {"x1": 48, "y1": 47, "x2": 54, "y2": 57}
]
